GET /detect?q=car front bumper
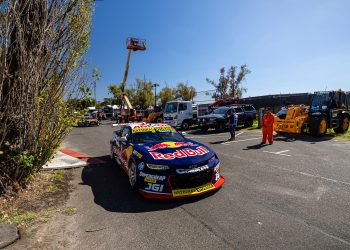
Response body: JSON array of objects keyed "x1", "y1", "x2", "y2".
[{"x1": 138, "y1": 175, "x2": 225, "y2": 199}]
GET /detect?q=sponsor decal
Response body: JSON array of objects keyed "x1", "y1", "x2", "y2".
[
  {"x1": 138, "y1": 162, "x2": 145, "y2": 171},
  {"x1": 176, "y1": 165, "x2": 209, "y2": 174},
  {"x1": 132, "y1": 124, "x2": 174, "y2": 133},
  {"x1": 172, "y1": 183, "x2": 215, "y2": 197},
  {"x1": 144, "y1": 177, "x2": 157, "y2": 183},
  {"x1": 133, "y1": 150, "x2": 143, "y2": 159},
  {"x1": 214, "y1": 164, "x2": 220, "y2": 182},
  {"x1": 145, "y1": 183, "x2": 164, "y2": 192},
  {"x1": 146, "y1": 141, "x2": 198, "y2": 151},
  {"x1": 139, "y1": 172, "x2": 166, "y2": 181},
  {"x1": 150, "y1": 146, "x2": 209, "y2": 160}
]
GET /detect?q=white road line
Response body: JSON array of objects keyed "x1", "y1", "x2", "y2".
[
  {"x1": 188, "y1": 131, "x2": 244, "y2": 139},
  {"x1": 263, "y1": 151, "x2": 291, "y2": 157},
  {"x1": 235, "y1": 131, "x2": 244, "y2": 137},
  {"x1": 263, "y1": 149, "x2": 291, "y2": 157},
  {"x1": 217, "y1": 152, "x2": 350, "y2": 186},
  {"x1": 222, "y1": 137, "x2": 261, "y2": 145}
]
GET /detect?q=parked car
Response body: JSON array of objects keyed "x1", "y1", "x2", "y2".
[{"x1": 197, "y1": 104, "x2": 257, "y2": 132}]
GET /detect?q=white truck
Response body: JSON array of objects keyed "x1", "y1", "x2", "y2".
[{"x1": 163, "y1": 101, "x2": 197, "y2": 130}]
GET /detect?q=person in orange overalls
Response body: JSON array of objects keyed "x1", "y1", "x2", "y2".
[{"x1": 261, "y1": 108, "x2": 275, "y2": 145}]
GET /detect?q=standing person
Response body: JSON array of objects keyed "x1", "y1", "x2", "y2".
[
  {"x1": 261, "y1": 108, "x2": 275, "y2": 145},
  {"x1": 228, "y1": 109, "x2": 238, "y2": 141}
]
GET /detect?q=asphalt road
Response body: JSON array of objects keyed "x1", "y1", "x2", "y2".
[{"x1": 41, "y1": 122, "x2": 350, "y2": 249}]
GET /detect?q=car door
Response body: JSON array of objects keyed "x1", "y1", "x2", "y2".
[
  {"x1": 119, "y1": 126, "x2": 133, "y2": 170},
  {"x1": 234, "y1": 107, "x2": 245, "y2": 125}
]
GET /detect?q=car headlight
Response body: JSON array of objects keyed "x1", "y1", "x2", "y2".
[
  {"x1": 208, "y1": 155, "x2": 219, "y2": 166},
  {"x1": 210, "y1": 118, "x2": 216, "y2": 121},
  {"x1": 146, "y1": 163, "x2": 170, "y2": 170}
]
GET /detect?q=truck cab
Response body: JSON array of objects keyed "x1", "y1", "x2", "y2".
[{"x1": 163, "y1": 101, "x2": 195, "y2": 130}]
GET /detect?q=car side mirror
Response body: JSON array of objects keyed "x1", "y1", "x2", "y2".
[{"x1": 118, "y1": 136, "x2": 128, "y2": 142}]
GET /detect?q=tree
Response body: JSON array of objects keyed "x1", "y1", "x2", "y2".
[
  {"x1": 0, "y1": 0, "x2": 94, "y2": 192},
  {"x1": 207, "y1": 65, "x2": 251, "y2": 99},
  {"x1": 175, "y1": 83, "x2": 196, "y2": 101},
  {"x1": 133, "y1": 79, "x2": 154, "y2": 109},
  {"x1": 158, "y1": 86, "x2": 175, "y2": 107},
  {"x1": 108, "y1": 84, "x2": 123, "y2": 105}
]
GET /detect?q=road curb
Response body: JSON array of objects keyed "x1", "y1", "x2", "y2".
[
  {"x1": 0, "y1": 224, "x2": 20, "y2": 249},
  {"x1": 42, "y1": 148, "x2": 105, "y2": 170}
]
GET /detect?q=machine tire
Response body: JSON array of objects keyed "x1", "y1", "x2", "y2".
[
  {"x1": 215, "y1": 122, "x2": 225, "y2": 132},
  {"x1": 334, "y1": 115, "x2": 350, "y2": 134},
  {"x1": 181, "y1": 121, "x2": 190, "y2": 130},
  {"x1": 309, "y1": 116, "x2": 327, "y2": 137},
  {"x1": 128, "y1": 161, "x2": 138, "y2": 190},
  {"x1": 200, "y1": 126, "x2": 209, "y2": 132},
  {"x1": 244, "y1": 118, "x2": 253, "y2": 128}
]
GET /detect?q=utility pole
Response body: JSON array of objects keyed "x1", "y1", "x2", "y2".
[{"x1": 153, "y1": 83, "x2": 160, "y2": 108}]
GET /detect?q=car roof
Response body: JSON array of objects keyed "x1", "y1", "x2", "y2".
[{"x1": 112, "y1": 122, "x2": 173, "y2": 132}]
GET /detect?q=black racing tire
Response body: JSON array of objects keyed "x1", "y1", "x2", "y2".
[
  {"x1": 110, "y1": 144, "x2": 116, "y2": 161},
  {"x1": 334, "y1": 115, "x2": 350, "y2": 134},
  {"x1": 200, "y1": 126, "x2": 209, "y2": 132},
  {"x1": 181, "y1": 121, "x2": 190, "y2": 130},
  {"x1": 215, "y1": 122, "x2": 225, "y2": 132},
  {"x1": 244, "y1": 118, "x2": 253, "y2": 128},
  {"x1": 309, "y1": 116, "x2": 327, "y2": 137},
  {"x1": 128, "y1": 161, "x2": 138, "y2": 190}
]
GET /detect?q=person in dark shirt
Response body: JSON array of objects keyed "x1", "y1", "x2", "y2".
[{"x1": 228, "y1": 109, "x2": 238, "y2": 141}]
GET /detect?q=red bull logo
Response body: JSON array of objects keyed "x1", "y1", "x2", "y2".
[
  {"x1": 146, "y1": 141, "x2": 198, "y2": 151},
  {"x1": 150, "y1": 146, "x2": 209, "y2": 160}
]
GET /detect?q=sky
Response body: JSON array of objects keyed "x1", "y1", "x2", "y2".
[{"x1": 86, "y1": 0, "x2": 350, "y2": 102}]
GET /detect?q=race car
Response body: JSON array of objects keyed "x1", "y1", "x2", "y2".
[
  {"x1": 77, "y1": 114, "x2": 100, "y2": 127},
  {"x1": 110, "y1": 123, "x2": 224, "y2": 199}
]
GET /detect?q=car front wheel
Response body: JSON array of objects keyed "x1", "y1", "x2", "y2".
[{"x1": 128, "y1": 161, "x2": 138, "y2": 189}]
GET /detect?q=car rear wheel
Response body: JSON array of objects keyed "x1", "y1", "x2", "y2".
[
  {"x1": 181, "y1": 121, "x2": 190, "y2": 130},
  {"x1": 244, "y1": 118, "x2": 253, "y2": 128},
  {"x1": 200, "y1": 126, "x2": 209, "y2": 132},
  {"x1": 215, "y1": 122, "x2": 225, "y2": 132},
  {"x1": 128, "y1": 161, "x2": 138, "y2": 189}
]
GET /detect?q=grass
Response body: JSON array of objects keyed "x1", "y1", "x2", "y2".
[
  {"x1": 47, "y1": 184, "x2": 61, "y2": 193},
  {"x1": 61, "y1": 207, "x2": 77, "y2": 216},
  {"x1": 53, "y1": 170, "x2": 64, "y2": 183},
  {"x1": 0, "y1": 208, "x2": 52, "y2": 227},
  {"x1": 46, "y1": 170, "x2": 65, "y2": 192}
]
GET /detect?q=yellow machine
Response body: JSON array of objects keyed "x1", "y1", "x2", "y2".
[{"x1": 274, "y1": 105, "x2": 309, "y2": 134}]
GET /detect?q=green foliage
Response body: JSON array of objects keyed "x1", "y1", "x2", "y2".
[
  {"x1": 61, "y1": 207, "x2": 77, "y2": 216},
  {"x1": 175, "y1": 83, "x2": 196, "y2": 101},
  {"x1": 207, "y1": 65, "x2": 251, "y2": 99},
  {"x1": 53, "y1": 171, "x2": 64, "y2": 183},
  {"x1": 133, "y1": 79, "x2": 154, "y2": 109},
  {"x1": 108, "y1": 84, "x2": 123, "y2": 105},
  {"x1": 0, "y1": 0, "x2": 95, "y2": 192},
  {"x1": 13, "y1": 151, "x2": 35, "y2": 170},
  {"x1": 158, "y1": 86, "x2": 175, "y2": 107}
]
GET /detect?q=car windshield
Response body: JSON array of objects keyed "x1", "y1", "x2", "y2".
[
  {"x1": 133, "y1": 130, "x2": 184, "y2": 144},
  {"x1": 212, "y1": 107, "x2": 229, "y2": 114},
  {"x1": 164, "y1": 103, "x2": 177, "y2": 113},
  {"x1": 310, "y1": 93, "x2": 329, "y2": 111}
]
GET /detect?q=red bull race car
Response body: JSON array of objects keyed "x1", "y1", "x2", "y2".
[{"x1": 110, "y1": 123, "x2": 224, "y2": 199}]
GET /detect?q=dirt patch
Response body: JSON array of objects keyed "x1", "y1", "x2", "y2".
[{"x1": 0, "y1": 169, "x2": 74, "y2": 229}]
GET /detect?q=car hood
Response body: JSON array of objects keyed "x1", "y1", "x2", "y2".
[
  {"x1": 133, "y1": 140, "x2": 215, "y2": 166},
  {"x1": 198, "y1": 114, "x2": 225, "y2": 119}
]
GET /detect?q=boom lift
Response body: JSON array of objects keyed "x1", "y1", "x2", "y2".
[{"x1": 119, "y1": 37, "x2": 146, "y2": 122}]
